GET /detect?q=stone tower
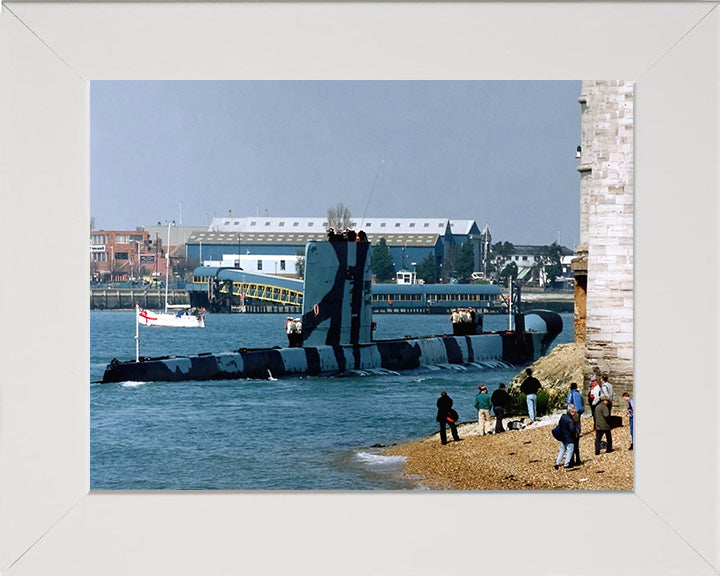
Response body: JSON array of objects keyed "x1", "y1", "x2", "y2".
[{"x1": 573, "y1": 80, "x2": 634, "y2": 395}]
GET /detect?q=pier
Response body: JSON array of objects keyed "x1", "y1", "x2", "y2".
[{"x1": 90, "y1": 288, "x2": 190, "y2": 310}]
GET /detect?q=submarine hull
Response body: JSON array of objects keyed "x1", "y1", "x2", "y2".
[{"x1": 100, "y1": 322, "x2": 556, "y2": 384}]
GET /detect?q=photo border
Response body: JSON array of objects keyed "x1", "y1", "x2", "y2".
[{"x1": 1, "y1": 2, "x2": 718, "y2": 574}]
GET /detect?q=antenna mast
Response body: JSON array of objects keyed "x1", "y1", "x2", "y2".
[{"x1": 360, "y1": 159, "x2": 384, "y2": 229}]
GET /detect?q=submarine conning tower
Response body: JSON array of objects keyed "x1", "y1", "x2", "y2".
[{"x1": 300, "y1": 239, "x2": 373, "y2": 347}]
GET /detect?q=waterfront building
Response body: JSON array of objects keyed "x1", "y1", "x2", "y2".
[
  {"x1": 184, "y1": 216, "x2": 484, "y2": 277},
  {"x1": 90, "y1": 225, "x2": 206, "y2": 282},
  {"x1": 90, "y1": 229, "x2": 158, "y2": 282},
  {"x1": 201, "y1": 253, "x2": 298, "y2": 277},
  {"x1": 143, "y1": 224, "x2": 207, "y2": 255}
]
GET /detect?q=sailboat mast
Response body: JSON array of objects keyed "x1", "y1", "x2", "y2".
[{"x1": 165, "y1": 220, "x2": 173, "y2": 313}]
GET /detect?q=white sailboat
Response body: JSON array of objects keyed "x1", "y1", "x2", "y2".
[
  {"x1": 137, "y1": 304, "x2": 205, "y2": 328},
  {"x1": 137, "y1": 220, "x2": 206, "y2": 328}
]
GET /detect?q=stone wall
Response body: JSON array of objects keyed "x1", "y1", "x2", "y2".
[{"x1": 576, "y1": 80, "x2": 634, "y2": 395}]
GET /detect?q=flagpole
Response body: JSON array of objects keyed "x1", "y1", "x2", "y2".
[{"x1": 135, "y1": 304, "x2": 140, "y2": 362}]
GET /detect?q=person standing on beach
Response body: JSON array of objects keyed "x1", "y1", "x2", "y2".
[
  {"x1": 567, "y1": 383, "x2": 584, "y2": 465},
  {"x1": 520, "y1": 368, "x2": 542, "y2": 425},
  {"x1": 567, "y1": 382, "x2": 585, "y2": 416},
  {"x1": 594, "y1": 396, "x2": 614, "y2": 454},
  {"x1": 588, "y1": 368, "x2": 600, "y2": 418},
  {"x1": 474, "y1": 385, "x2": 492, "y2": 435},
  {"x1": 491, "y1": 384, "x2": 510, "y2": 433},
  {"x1": 589, "y1": 376, "x2": 602, "y2": 429},
  {"x1": 623, "y1": 391, "x2": 634, "y2": 450},
  {"x1": 600, "y1": 375, "x2": 614, "y2": 413},
  {"x1": 436, "y1": 391, "x2": 461, "y2": 445},
  {"x1": 554, "y1": 404, "x2": 577, "y2": 469}
]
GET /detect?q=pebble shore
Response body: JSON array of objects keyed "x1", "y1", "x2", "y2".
[{"x1": 384, "y1": 415, "x2": 633, "y2": 490}]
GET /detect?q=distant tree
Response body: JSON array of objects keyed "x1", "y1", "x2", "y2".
[
  {"x1": 90, "y1": 216, "x2": 96, "y2": 230},
  {"x1": 536, "y1": 242, "x2": 563, "y2": 284},
  {"x1": 295, "y1": 248, "x2": 305, "y2": 280},
  {"x1": 440, "y1": 245, "x2": 456, "y2": 282},
  {"x1": 415, "y1": 252, "x2": 438, "y2": 284},
  {"x1": 499, "y1": 261, "x2": 518, "y2": 283},
  {"x1": 454, "y1": 242, "x2": 475, "y2": 282},
  {"x1": 489, "y1": 241, "x2": 515, "y2": 276},
  {"x1": 326, "y1": 203, "x2": 353, "y2": 231},
  {"x1": 371, "y1": 237, "x2": 396, "y2": 282},
  {"x1": 441, "y1": 242, "x2": 474, "y2": 283}
]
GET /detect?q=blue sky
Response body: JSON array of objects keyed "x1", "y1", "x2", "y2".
[{"x1": 91, "y1": 81, "x2": 582, "y2": 246}]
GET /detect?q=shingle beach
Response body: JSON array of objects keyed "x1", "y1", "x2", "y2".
[{"x1": 384, "y1": 415, "x2": 633, "y2": 490}]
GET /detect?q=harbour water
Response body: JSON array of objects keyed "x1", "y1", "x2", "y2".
[{"x1": 91, "y1": 311, "x2": 574, "y2": 490}]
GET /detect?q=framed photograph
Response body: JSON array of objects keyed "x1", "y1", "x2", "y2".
[{"x1": 1, "y1": 2, "x2": 717, "y2": 574}]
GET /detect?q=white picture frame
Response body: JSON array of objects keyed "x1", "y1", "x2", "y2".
[{"x1": 1, "y1": 2, "x2": 718, "y2": 574}]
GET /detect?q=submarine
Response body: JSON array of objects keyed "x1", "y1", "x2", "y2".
[{"x1": 100, "y1": 237, "x2": 563, "y2": 384}]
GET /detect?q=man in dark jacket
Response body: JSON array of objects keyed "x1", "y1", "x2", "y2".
[
  {"x1": 520, "y1": 368, "x2": 542, "y2": 425},
  {"x1": 491, "y1": 384, "x2": 510, "y2": 433},
  {"x1": 436, "y1": 391, "x2": 460, "y2": 445},
  {"x1": 594, "y1": 396, "x2": 614, "y2": 454},
  {"x1": 554, "y1": 404, "x2": 577, "y2": 469}
]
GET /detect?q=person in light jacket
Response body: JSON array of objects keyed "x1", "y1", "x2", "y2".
[{"x1": 600, "y1": 375, "x2": 614, "y2": 414}]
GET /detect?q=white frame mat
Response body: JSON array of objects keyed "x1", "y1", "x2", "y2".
[{"x1": 1, "y1": 2, "x2": 718, "y2": 575}]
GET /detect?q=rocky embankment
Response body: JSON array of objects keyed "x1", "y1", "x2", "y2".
[{"x1": 508, "y1": 342, "x2": 585, "y2": 410}]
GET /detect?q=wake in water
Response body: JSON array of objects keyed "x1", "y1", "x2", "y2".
[
  {"x1": 339, "y1": 360, "x2": 517, "y2": 379},
  {"x1": 120, "y1": 381, "x2": 148, "y2": 388}
]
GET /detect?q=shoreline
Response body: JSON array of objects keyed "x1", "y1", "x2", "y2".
[{"x1": 383, "y1": 413, "x2": 633, "y2": 490}]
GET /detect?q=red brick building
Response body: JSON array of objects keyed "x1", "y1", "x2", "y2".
[{"x1": 90, "y1": 229, "x2": 168, "y2": 282}]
